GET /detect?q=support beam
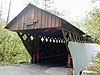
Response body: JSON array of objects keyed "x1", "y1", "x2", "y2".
[{"x1": 17, "y1": 32, "x2": 35, "y2": 63}]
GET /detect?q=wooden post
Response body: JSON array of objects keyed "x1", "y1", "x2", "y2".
[{"x1": 33, "y1": 35, "x2": 40, "y2": 63}]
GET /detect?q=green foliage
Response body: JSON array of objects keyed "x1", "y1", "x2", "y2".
[
  {"x1": 76, "y1": 7, "x2": 100, "y2": 44},
  {"x1": 71, "y1": 0, "x2": 100, "y2": 44},
  {"x1": 0, "y1": 18, "x2": 6, "y2": 25},
  {"x1": 0, "y1": 22, "x2": 31, "y2": 63},
  {"x1": 84, "y1": 8, "x2": 100, "y2": 44}
]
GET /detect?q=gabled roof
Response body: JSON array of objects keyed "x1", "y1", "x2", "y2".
[
  {"x1": 5, "y1": 3, "x2": 85, "y2": 35},
  {"x1": 5, "y1": 3, "x2": 34, "y2": 29}
]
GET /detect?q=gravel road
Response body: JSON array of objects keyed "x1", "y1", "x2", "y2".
[{"x1": 0, "y1": 64, "x2": 72, "y2": 75}]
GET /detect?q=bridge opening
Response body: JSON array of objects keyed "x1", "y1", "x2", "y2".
[{"x1": 16, "y1": 28, "x2": 73, "y2": 67}]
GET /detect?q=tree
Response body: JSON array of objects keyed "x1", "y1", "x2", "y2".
[
  {"x1": 42, "y1": 0, "x2": 54, "y2": 10},
  {"x1": 0, "y1": 22, "x2": 31, "y2": 63},
  {"x1": 0, "y1": 0, "x2": 2, "y2": 18},
  {"x1": 75, "y1": 0, "x2": 100, "y2": 44},
  {"x1": 80, "y1": 8, "x2": 100, "y2": 44}
]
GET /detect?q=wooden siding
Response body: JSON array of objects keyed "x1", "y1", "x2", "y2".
[{"x1": 7, "y1": 4, "x2": 61, "y2": 30}]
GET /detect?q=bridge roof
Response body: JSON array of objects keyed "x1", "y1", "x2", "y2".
[{"x1": 5, "y1": 3, "x2": 85, "y2": 37}]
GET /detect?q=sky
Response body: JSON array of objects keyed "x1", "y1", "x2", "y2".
[{"x1": 0, "y1": 0, "x2": 98, "y2": 22}]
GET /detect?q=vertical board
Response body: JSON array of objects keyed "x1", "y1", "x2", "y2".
[
  {"x1": 48, "y1": 13, "x2": 52, "y2": 28},
  {"x1": 21, "y1": 16, "x2": 24, "y2": 30},
  {"x1": 31, "y1": 7, "x2": 35, "y2": 29},
  {"x1": 46, "y1": 13, "x2": 49, "y2": 27},
  {"x1": 37, "y1": 9, "x2": 42, "y2": 28},
  {"x1": 51, "y1": 15, "x2": 56, "y2": 27},
  {"x1": 34, "y1": 7, "x2": 38, "y2": 28},
  {"x1": 17, "y1": 19, "x2": 20, "y2": 30},
  {"x1": 41, "y1": 11, "x2": 45, "y2": 28},
  {"x1": 30, "y1": 7, "x2": 34, "y2": 22},
  {"x1": 45, "y1": 11, "x2": 48, "y2": 28},
  {"x1": 7, "y1": 4, "x2": 61, "y2": 30}
]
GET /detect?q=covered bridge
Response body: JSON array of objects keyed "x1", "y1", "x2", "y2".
[{"x1": 5, "y1": 3, "x2": 97, "y2": 75}]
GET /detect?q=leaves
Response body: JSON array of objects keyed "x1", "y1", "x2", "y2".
[
  {"x1": 85, "y1": 8, "x2": 100, "y2": 43},
  {"x1": 75, "y1": 6, "x2": 100, "y2": 44},
  {"x1": 0, "y1": 22, "x2": 31, "y2": 63}
]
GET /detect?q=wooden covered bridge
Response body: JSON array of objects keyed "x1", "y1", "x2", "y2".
[{"x1": 5, "y1": 4, "x2": 96, "y2": 75}]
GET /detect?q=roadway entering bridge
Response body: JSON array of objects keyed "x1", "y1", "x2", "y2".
[{"x1": 0, "y1": 64, "x2": 72, "y2": 75}]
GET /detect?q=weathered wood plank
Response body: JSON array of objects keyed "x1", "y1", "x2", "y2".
[{"x1": 37, "y1": 9, "x2": 42, "y2": 28}]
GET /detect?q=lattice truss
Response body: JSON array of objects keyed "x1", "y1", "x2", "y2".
[
  {"x1": 39, "y1": 36, "x2": 68, "y2": 63},
  {"x1": 17, "y1": 29, "x2": 92, "y2": 63},
  {"x1": 62, "y1": 29, "x2": 93, "y2": 43},
  {"x1": 17, "y1": 32, "x2": 68, "y2": 63}
]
